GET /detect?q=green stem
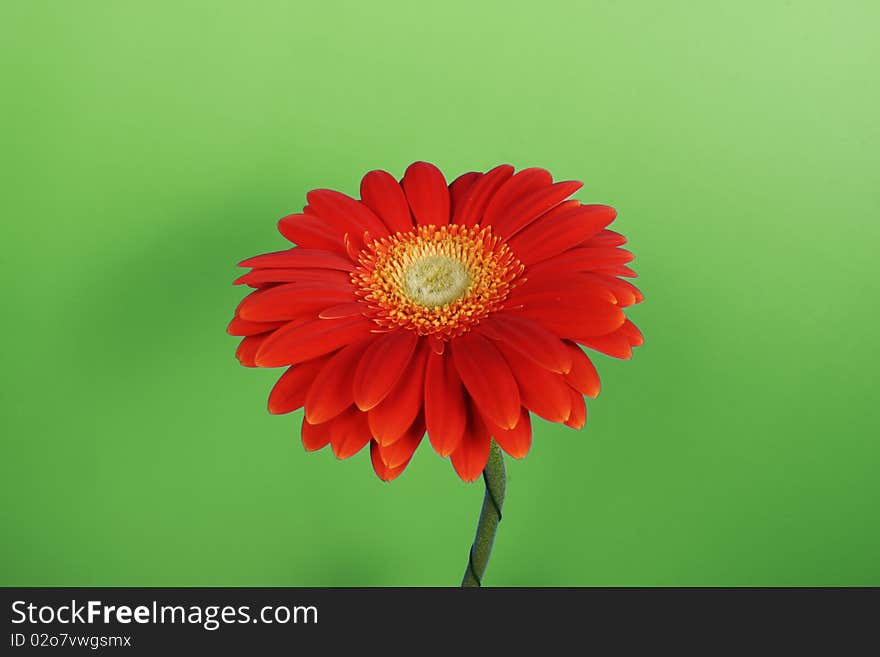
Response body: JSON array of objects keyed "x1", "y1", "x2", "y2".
[{"x1": 461, "y1": 440, "x2": 506, "y2": 587}]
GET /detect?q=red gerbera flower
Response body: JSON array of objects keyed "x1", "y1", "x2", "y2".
[{"x1": 229, "y1": 162, "x2": 643, "y2": 482}]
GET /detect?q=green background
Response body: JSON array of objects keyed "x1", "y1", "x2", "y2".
[{"x1": 2, "y1": 0, "x2": 878, "y2": 586}]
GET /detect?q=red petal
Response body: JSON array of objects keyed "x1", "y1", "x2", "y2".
[
  {"x1": 401, "y1": 161, "x2": 450, "y2": 226},
  {"x1": 477, "y1": 315, "x2": 572, "y2": 374},
  {"x1": 496, "y1": 342, "x2": 571, "y2": 423},
  {"x1": 581, "y1": 274, "x2": 640, "y2": 307},
  {"x1": 234, "y1": 268, "x2": 352, "y2": 288},
  {"x1": 486, "y1": 407, "x2": 532, "y2": 458},
  {"x1": 482, "y1": 167, "x2": 553, "y2": 226},
  {"x1": 235, "y1": 334, "x2": 269, "y2": 367},
  {"x1": 577, "y1": 331, "x2": 633, "y2": 359},
  {"x1": 368, "y1": 340, "x2": 430, "y2": 445},
  {"x1": 237, "y1": 283, "x2": 356, "y2": 322},
  {"x1": 619, "y1": 319, "x2": 644, "y2": 346},
  {"x1": 508, "y1": 205, "x2": 617, "y2": 265},
  {"x1": 304, "y1": 340, "x2": 371, "y2": 424},
  {"x1": 424, "y1": 351, "x2": 467, "y2": 457},
  {"x1": 490, "y1": 181, "x2": 583, "y2": 238},
  {"x1": 512, "y1": 298, "x2": 626, "y2": 339},
  {"x1": 306, "y1": 189, "x2": 388, "y2": 237},
  {"x1": 301, "y1": 417, "x2": 331, "y2": 451},
  {"x1": 227, "y1": 316, "x2": 285, "y2": 336},
  {"x1": 277, "y1": 213, "x2": 346, "y2": 252},
  {"x1": 450, "y1": 404, "x2": 491, "y2": 482},
  {"x1": 327, "y1": 407, "x2": 372, "y2": 459},
  {"x1": 318, "y1": 302, "x2": 367, "y2": 319},
  {"x1": 238, "y1": 248, "x2": 354, "y2": 271},
  {"x1": 563, "y1": 342, "x2": 601, "y2": 398},
  {"x1": 451, "y1": 332, "x2": 521, "y2": 430},
  {"x1": 448, "y1": 171, "x2": 481, "y2": 219},
  {"x1": 615, "y1": 277, "x2": 644, "y2": 305},
  {"x1": 522, "y1": 270, "x2": 635, "y2": 308},
  {"x1": 565, "y1": 389, "x2": 587, "y2": 429},
  {"x1": 360, "y1": 170, "x2": 413, "y2": 234},
  {"x1": 454, "y1": 164, "x2": 514, "y2": 226},
  {"x1": 370, "y1": 440, "x2": 409, "y2": 481},
  {"x1": 507, "y1": 274, "x2": 617, "y2": 307},
  {"x1": 353, "y1": 330, "x2": 419, "y2": 410},
  {"x1": 268, "y1": 356, "x2": 331, "y2": 414},
  {"x1": 595, "y1": 264, "x2": 638, "y2": 278},
  {"x1": 255, "y1": 316, "x2": 373, "y2": 367},
  {"x1": 530, "y1": 246, "x2": 633, "y2": 274},
  {"x1": 583, "y1": 229, "x2": 627, "y2": 247},
  {"x1": 376, "y1": 417, "x2": 424, "y2": 469}
]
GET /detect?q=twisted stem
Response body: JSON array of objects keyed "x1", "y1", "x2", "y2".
[{"x1": 461, "y1": 440, "x2": 506, "y2": 587}]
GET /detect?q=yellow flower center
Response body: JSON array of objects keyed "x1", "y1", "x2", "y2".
[
  {"x1": 353, "y1": 224, "x2": 524, "y2": 339},
  {"x1": 403, "y1": 254, "x2": 471, "y2": 307}
]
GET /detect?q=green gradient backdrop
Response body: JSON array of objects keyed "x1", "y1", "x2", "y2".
[{"x1": 2, "y1": 1, "x2": 878, "y2": 586}]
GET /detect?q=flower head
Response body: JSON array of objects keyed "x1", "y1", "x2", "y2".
[{"x1": 229, "y1": 162, "x2": 643, "y2": 481}]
